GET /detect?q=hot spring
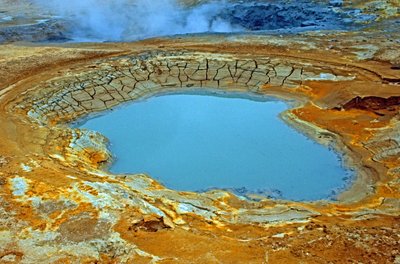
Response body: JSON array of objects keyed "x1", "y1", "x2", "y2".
[{"x1": 78, "y1": 92, "x2": 353, "y2": 201}]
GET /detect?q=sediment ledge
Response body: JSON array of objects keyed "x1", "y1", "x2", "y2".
[
  {"x1": 0, "y1": 35, "x2": 399, "y2": 262},
  {"x1": 16, "y1": 51, "x2": 358, "y2": 124}
]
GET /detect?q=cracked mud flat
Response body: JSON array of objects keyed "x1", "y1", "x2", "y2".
[{"x1": 1, "y1": 1, "x2": 400, "y2": 264}]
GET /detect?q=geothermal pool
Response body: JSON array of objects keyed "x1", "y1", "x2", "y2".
[{"x1": 78, "y1": 92, "x2": 352, "y2": 201}]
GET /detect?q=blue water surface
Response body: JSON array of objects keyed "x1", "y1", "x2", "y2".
[{"x1": 79, "y1": 92, "x2": 352, "y2": 200}]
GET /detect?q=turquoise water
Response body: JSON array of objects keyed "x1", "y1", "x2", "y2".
[{"x1": 78, "y1": 92, "x2": 352, "y2": 201}]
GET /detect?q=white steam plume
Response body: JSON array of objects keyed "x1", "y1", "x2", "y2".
[{"x1": 31, "y1": 0, "x2": 241, "y2": 41}]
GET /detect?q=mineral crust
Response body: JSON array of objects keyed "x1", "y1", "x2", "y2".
[{"x1": 0, "y1": 1, "x2": 399, "y2": 263}]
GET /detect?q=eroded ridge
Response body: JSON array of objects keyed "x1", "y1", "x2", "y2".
[{"x1": 14, "y1": 51, "x2": 357, "y2": 124}]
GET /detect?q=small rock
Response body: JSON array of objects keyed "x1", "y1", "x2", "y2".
[
  {"x1": 272, "y1": 233, "x2": 286, "y2": 238},
  {"x1": 129, "y1": 215, "x2": 172, "y2": 232},
  {"x1": 329, "y1": 0, "x2": 343, "y2": 7},
  {"x1": 162, "y1": 216, "x2": 175, "y2": 229},
  {"x1": 297, "y1": 226, "x2": 305, "y2": 232},
  {"x1": 1, "y1": 254, "x2": 17, "y2": 262},
  {"x1": 0, "y1": 156, "x2": 8, "y2": 167}
]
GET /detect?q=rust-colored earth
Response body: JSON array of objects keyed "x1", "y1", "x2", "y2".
[{"x1": 0, "y1": 1, "x2": 399, "y2": 263}]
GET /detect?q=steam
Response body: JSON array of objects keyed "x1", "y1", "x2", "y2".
[{"x1": 31, "y1": 0, "x2": 242, "y2": 41}]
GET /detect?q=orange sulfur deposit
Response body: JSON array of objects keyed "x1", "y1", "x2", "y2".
[{"x1": 0, "y1": 6, "x2": 400, "y2": 264}]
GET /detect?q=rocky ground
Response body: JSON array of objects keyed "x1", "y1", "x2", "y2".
[{"x1": 0, "y1": 0, "x2": 399, "y2": 263}]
